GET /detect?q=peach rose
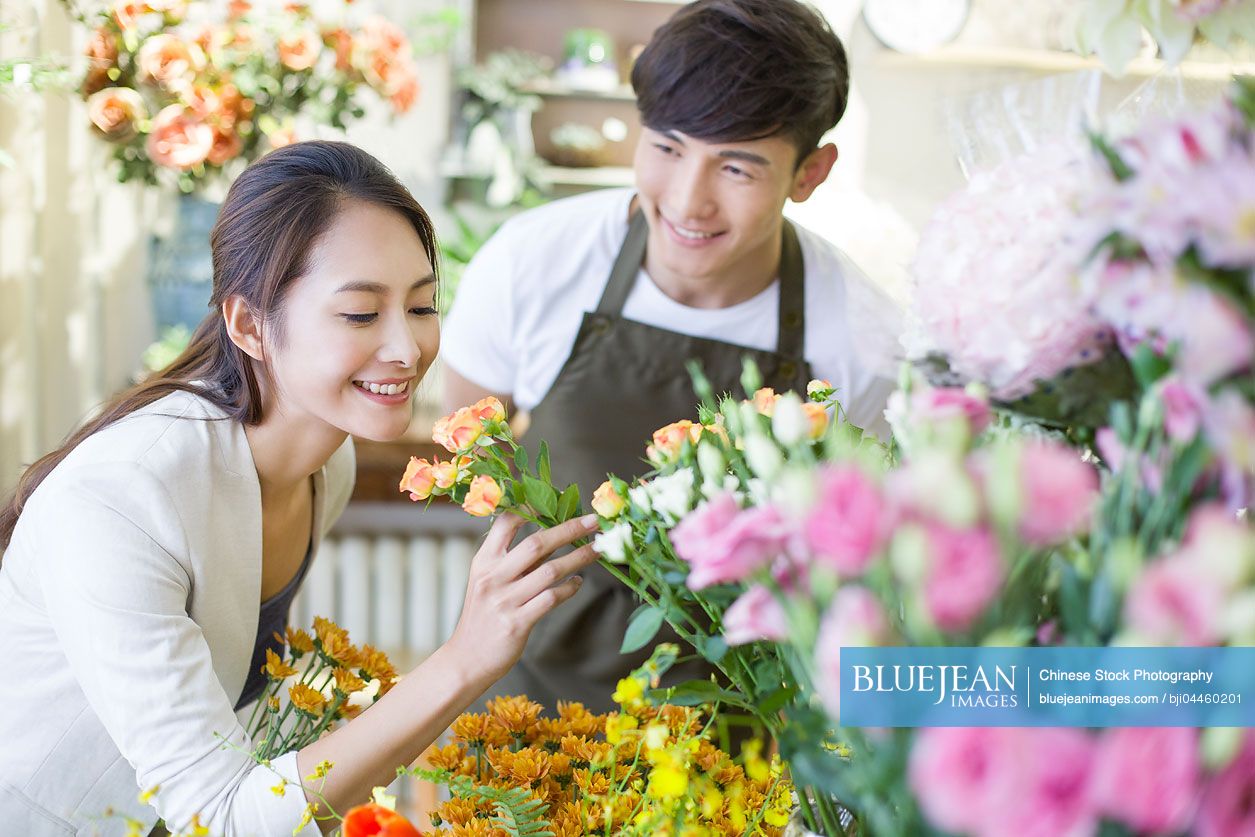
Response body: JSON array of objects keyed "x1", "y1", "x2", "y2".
[
  {"x1": 592, "y1": 480, "x2": 627, "y2": 519},
  {"x1": 470, "y1": 396, "x2": 506, "y2": 423},
  {"x1": 87, "y1": 87, "x2": 146, "y2": 141},
  {"x1": 389, "y1": 69, "x2": 419, "y2": 114},
  {"x1": 206, "y1": 127, "x2": 242, "y2": 166},
  {"x1": 399, "y1": 456, "x2": 436, "y2": 501},
  {"x1": 217, "y1": 83, "x2": 254, "y2": 128},
  {"x1": 227, "y1": 0, "x2": 251, "y2": 19},
  {"x1": 463, "y1": 475, "x2": 503, "y2": 517},
  {"x1": 145, "y1": 105, "x2": 214, "y2": 170},
  {"x1": 324, "y1": 28, "x2": 355, "y2": 72},
  {"x1": 266, "y1": 127, "x2": 297, "y2": 149},
  {"x1": 646, "y1": 419, "x2": 699, "y2": 465},
  {"x1": 432, "y1": 406, "x2": 485, "y2": 453},
  {"x1": 85, "y1": 27, "x2": 118, "y2": 70},
  {"x1": 137, "y1": 34, "x2": 204, "y2": 91},
  {"x1": 802, "y1": 402, "x2": 829, "y2": 439},
  {"x1": 278, "y1": 27, "x2": 322, "y2": 71},
  {"x1": 184, "y1": 85, "x2": 219, "y2": 119},
  {"x1": 111, "y1": 2, "x2": 153, "y2": 31},
  {"x1": 751, "y1": 387, "x2": 780, "y2": 416}
]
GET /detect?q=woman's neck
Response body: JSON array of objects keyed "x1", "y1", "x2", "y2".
[{"x1": 244, "y1": 415, "x2": 346, "y2": 499}]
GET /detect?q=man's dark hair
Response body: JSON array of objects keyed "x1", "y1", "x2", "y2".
[{"x1": 630, "y1": 0, "x2": 849, "y2": 164}]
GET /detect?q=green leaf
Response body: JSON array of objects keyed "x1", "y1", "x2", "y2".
[
  {"x1": 555, "y1": 484, "x2": 581, "y2": 522},
  {"x1": 650, "y1": 679, "x2": 752, "y2": 709},
  {"x1": 696, "y1": 634, "x2": 728, "y2": 664},
  {"x1": 522, "y1": 475, "x2": 557, "y2": 519},
  {"x1": 513, "y1": 445, "x2": 530, "y2": 475},
  {"x1": 537, "y1": 441, "x2": 551, "y2": 485},
  {"x1": 758, "y1": 685, "x2": 798, "y2": 715},
  {"x1": 621, "y1": 604, "x2": 666, "y2": 653}
]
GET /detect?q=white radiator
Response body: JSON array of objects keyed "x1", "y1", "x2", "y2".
[{"x1": 294, "y1": 502, "x2": 491, "y2": 668}]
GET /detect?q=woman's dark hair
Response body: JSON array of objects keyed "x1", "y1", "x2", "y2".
[
  {"x1": 630, "y1": 0, "x2": 849, "y2": 164},
  {"x1": 0, "y1": 141, "x2": 438, "y2": 551}
]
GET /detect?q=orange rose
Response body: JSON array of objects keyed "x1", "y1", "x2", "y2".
[
  {"x1": 462, "y1": 475, "x2": 503, "y2": 517},
  {"x1": 137, "y1": 34, "x2": 204, "y2": 91},
  {"x1": 432, "y1": 407, "x2": 484, "y2": 453},
  {"x1": 278, "y1": 27, "x2": 322, "y2": 71},
  {"x1": 85, "y1": 27, "x2": 118, "y2": 70},
  {"x1": 646, "y1": 419, "x2": 698, "y2": 465},
  {"x1": 227, "y1": 0, "x2": 251, "y2": 19},
  {"x1": 146, "y1": 105, "x2": 213, "y2": 170},
  {"x1": 183, "y1": 85, "x2": 219, "y2": 119},
  {"x1": 399, "y1": 456, "x2": 436, "y2": 501},
  {"x1": 87, "y1": 87, "x2": 146, "y2": 141},
  {"x1": 111, "y1": 2, "x2": 153, "y2": 31},
  {"x1": 324, "y1": 27, "x2": 355, "y2": 72},
  {"x1": 342, "y1": 803, "x2": 423, "y2": 837},
  {"x1": 431, "y1": 458, "x2": 458, "y2": 490},
  {"x1": 591, "y1": 480, "x2": 626, "y2": 519},
  {"x1": 216, "y1": 82, "x2": 254, "y2": 128},
  {"x1": 469, "y1": 396, "x2": 506, "y2": 424},
  {"x1": 266, "y1": 127, "x2": 297, "y2": 149},
  {"x1": 802, "y1": 402, "x2": 829, "y2": 439},
  {"x1": 752, "y1": 387, "x2": 780, "y2": 416},
  {"x1": 389, "y1": 69, "x2": 419, "y2": 114},
  {"x1": 206, "y1": 126, "x2": 242, "y2": 166}
]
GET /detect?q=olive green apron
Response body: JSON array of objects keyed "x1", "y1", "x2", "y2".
[{"x1": 480, "y1": 209, "x2": 813, "y2": 713}]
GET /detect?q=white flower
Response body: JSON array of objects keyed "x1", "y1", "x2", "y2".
[
  {"x1": 646, "y1": 468, "x2": 696, "y2": 524},
  {"x1": 696, "y1": 441, "x2": 726, "y2": 484},
  {"x1": 702, "y1": 474, "x2": 742, "y2": 502},
  {"x1": 628, "y1": 483, "x2": 652, "y2": 514},
  {"x1": 744, "y1": 434, "x2": 784, "y2": 482},
  {"x1": 771, "y1": 392, "x2": 809, "y2": 446},
  {"x1": 593, "y1": 522, "x2": 634, "y2": 563},
  {"x1": 746, "y1": 478, "x2": 772, "y2": 507}
]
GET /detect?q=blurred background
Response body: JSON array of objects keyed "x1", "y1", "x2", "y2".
[{"x1": 1, "y1": 0, "x2": 1251, "y2": 817}]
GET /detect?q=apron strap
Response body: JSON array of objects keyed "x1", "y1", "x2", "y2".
[
  {"x1": 595, "y1": 210, "x2": 650, "y2": 316},
  {"x1": 596, "y1": 210, "x2": 807, "y2": 364},
  {"x1": 776, "y1": 220, "x2": 805, "y2": 360}
]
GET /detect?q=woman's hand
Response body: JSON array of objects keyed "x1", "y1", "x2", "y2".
[{"x1": 448, "y1": 512, "x2": 600, "y2": 682}]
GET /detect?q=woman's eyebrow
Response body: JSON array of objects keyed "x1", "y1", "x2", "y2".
[{"x1": 335, "y1": 275, "x2": 436, "y2": 294}]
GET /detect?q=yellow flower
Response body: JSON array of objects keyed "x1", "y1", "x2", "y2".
[
  {"x1": 451, "y1": 711, "x2": 510, "y2": 747},
  {"x1": 425, "y1": 742, "x2": 466, "y2": 772},
  {"x1": 267, "y1": 696, "x2": 281, "y2": 712},
  {"x1": 647, "y1": 759, "x2": 689, "y2": 800},
  {"x1": 262, "y1": 648, "x2": 298, "y2": 680},
  {"x1": 591, "y1": 480, "x2": 627, "y2": 519},
  {"x1": 604, "y1": 712, "x2": 638, "y2": 745},
  {"x1": 742, "y1": 739, "x2": 770, "y2": 782},
  {"x1": 284, "y1": 627, "x2": 315, "y2": 656},
  {"x1": 333, "y1": 666, "x2": 367, "y2": 695},
  {"x1": 270, "y1": 781, "x2": 286, "y2": 797},
  {"x1": 643, "y1": 723, "x2": 669, "y2": 751},
  {"x1": 612, "y1": 676, "x2": 644, "y2": 708},
  {"x1": 138, "y1": 785, "x2": 159, "y2": 804},
  {"x1": 288, "y1": 682, "x2": 327, "y2": 716},
  {"x1": 295, "y1": 803, "x2": 316, "y2": 833},
  {"x1": 304, "y1": 759, "x2": 334, "y2": 781},
  {"x1": 357, "y1": 643, "x2": 398, "y2": 687},
  {"x1": 487, "y1": 695, "x2": 544, "y2": 735},
  {"x1": 319, "y1": 628, "x2": 359, "y2": 668},
  {"x1": 436, "y1": 798, "x2": 478, "y2": 826}
]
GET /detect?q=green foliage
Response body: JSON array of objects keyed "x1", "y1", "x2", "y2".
[{"x1": 407, "y1": 767, "x2": 553, "y2": 837}]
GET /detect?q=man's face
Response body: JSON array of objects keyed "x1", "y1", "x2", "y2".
[{"x1": 633, "y1": 128, "x2": 829, "y2": 285}]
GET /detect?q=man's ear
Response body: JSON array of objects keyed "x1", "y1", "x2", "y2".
[
  {"x1": 223, "y1": 295, "x2": 265, "y2": 361},
  {"x1": 790, "y1": 143, "x2": 838, "y2": 203}
]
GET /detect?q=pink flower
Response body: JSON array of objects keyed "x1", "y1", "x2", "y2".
[
  {"x1": 1202, "y1": 390, "x2": 1255, "y2": 509},
  {"x1": 145, "y1": 105, "x2": 213, "y2": 170},
  {"x1": 1197, "y1": 730, "x2": 1255, "y2": 837},
  {"x1": 1179, "y1": 504, "x2": 1254, "y2": 592},
  {"x1": 922, "y1": 524, "x2": 1003, "y2": 632},
  {"x1": 1124, "y1": 556, "x2": 1226, "y2": 645},
  {"x1": 909, "y1": 728, "x2": 1022, "y2": 835},
  {"x1": 1017, "y1": 441, "x2": 1099, "y2": 547},
  {"x1": 1096, "y1": 426, "x2": 1165, "y2": 494},
  {"x1": 1175, "y1": 289, "x2": 1253, "y2": 387},
  {"x1": 913, "y1": 386, "x2": 992, "y2": 435},
  {"x1": 671, "y1": 493, "x2": 789, "y2": 589},
  {"x1": 813, "y1": 585, "x2": 892, "y2": 722},
  {"x1": 1000, "y1": 728, "x2": 1097, "y2": 837},
  {"x1": 803, "y1": 466, "x2": 889, "y2": 577},
  {"x1": 722, "y1": 584, "x2": 788, "y2": 646},
  {"x1": 1159, "y1": 375, "x2": 1206, "y2": 443},
  {"x1": 1092, "y1": 727, "x2": 1200, "y2": 833}
]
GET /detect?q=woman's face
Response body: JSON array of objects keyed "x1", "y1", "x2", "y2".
[{"x1": 264, "y1": 199, "x2": 439, "y2": 442}]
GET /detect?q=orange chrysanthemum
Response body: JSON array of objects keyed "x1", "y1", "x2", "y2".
[
  {"x1": 505, "y1": 748, "x2": 551, "y2": 786},
  {"x1": 424, "y1": 742, "x2": 466, "y2": 772},
  {"x1": 486, "y1": 695, "x2": 543, "y2": 735},
  {"x1": 333, "y1": 667, "x2": 367, "y2": 695},
  {"x1": 434, "y1": 797, "x2": 477, "y2": 827},
  {"x1": 288, "y1": 682, "x2": 326, "y2": 716},
  {"x1": 283, "y1": 627, "x2": 315, "y2": 656},
  {"x1": 262, "y1": 648, "x2": 298, "y2": 679},
  {"x1": 451, "y1": 712, "x2": 510, "y2": 747}
]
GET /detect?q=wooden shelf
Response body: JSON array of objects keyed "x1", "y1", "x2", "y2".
[
  {"x1": 520, "y1": 78, "x2": 635, "y2": 102},
  {"x1": 872, "y1": 45, "x2": 1255, "y2": 81}
]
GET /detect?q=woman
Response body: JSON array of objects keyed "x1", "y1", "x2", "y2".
[{"x1": 0, "y1": 141, "x2": 598, "y2": 835}]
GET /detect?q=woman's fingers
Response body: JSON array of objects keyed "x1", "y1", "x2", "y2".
[
  {"x1": 518, "y1": 573, "x2": 585, "y2": 624},
  {"x1": 509, "y1": 543, "x2": 599, "y2": 606},
  {"x1": 478, "y1": 512, "x2": 527, "y2": 558},
  {"x1": 501, "y1": 513, "x2": 600, "y2": 578}
]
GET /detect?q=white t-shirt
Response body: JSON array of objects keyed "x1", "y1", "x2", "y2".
[{"x1": 441, "y1": 188, "x2": 902, "y2": 437}]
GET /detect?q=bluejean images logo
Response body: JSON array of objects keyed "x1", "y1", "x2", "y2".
[{"x1": 851, "y1": 663, "x2": 1020, "y2": 709}]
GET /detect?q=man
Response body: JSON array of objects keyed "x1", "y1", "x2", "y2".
[{"x1": 442, "y1": 0, "x2": 899, "y2": 712}]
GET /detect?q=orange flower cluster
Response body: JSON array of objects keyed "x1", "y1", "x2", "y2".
[
  {"x1": 400, "y1": 398, "x2": 508, "y2": 517},
  {"x1": 76, "y1": 1, "x2": 420, "y2": 187},
  {"x1": 420, "y1": 693, "x2": 790, "y2": 836}
]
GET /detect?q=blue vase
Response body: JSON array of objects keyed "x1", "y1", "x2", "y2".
[{"x1": 147, "y1": 194, "x2": 220, "y2": 331}]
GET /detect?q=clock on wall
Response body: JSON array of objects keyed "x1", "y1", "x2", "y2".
[{"x1": 862, "y1": 0, "x2": 971, "y2": 54}]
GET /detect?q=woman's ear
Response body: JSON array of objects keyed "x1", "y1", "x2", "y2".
[{"x1": 223, "y1": 295, "x2": 265, "y2": 361}]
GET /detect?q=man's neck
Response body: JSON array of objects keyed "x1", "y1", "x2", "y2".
[{"x1": 642, "y1": 223, "x2": 784, "y2": 310}]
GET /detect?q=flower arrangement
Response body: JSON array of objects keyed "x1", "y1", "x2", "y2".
[
  {"x1": 409, "y1": 644, "x2": 792, "y2": 837},
  {"x1": 1074, "y1": 0, "x2": 1255, "y2": 74},
  {"x1": 64, "y1": 0, "x2": 420, "y2": 191}
]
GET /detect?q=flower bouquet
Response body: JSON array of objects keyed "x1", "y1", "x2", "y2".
[
  {"x1": 1074, "y1": 0, "x2": 1255, "y2": 75},
  {"x1": 409, "y1": 644, "x2": 792, "y2": 837},
  {"x1": 63, "y1": 0, "x2": 420, "y2": 191}
]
